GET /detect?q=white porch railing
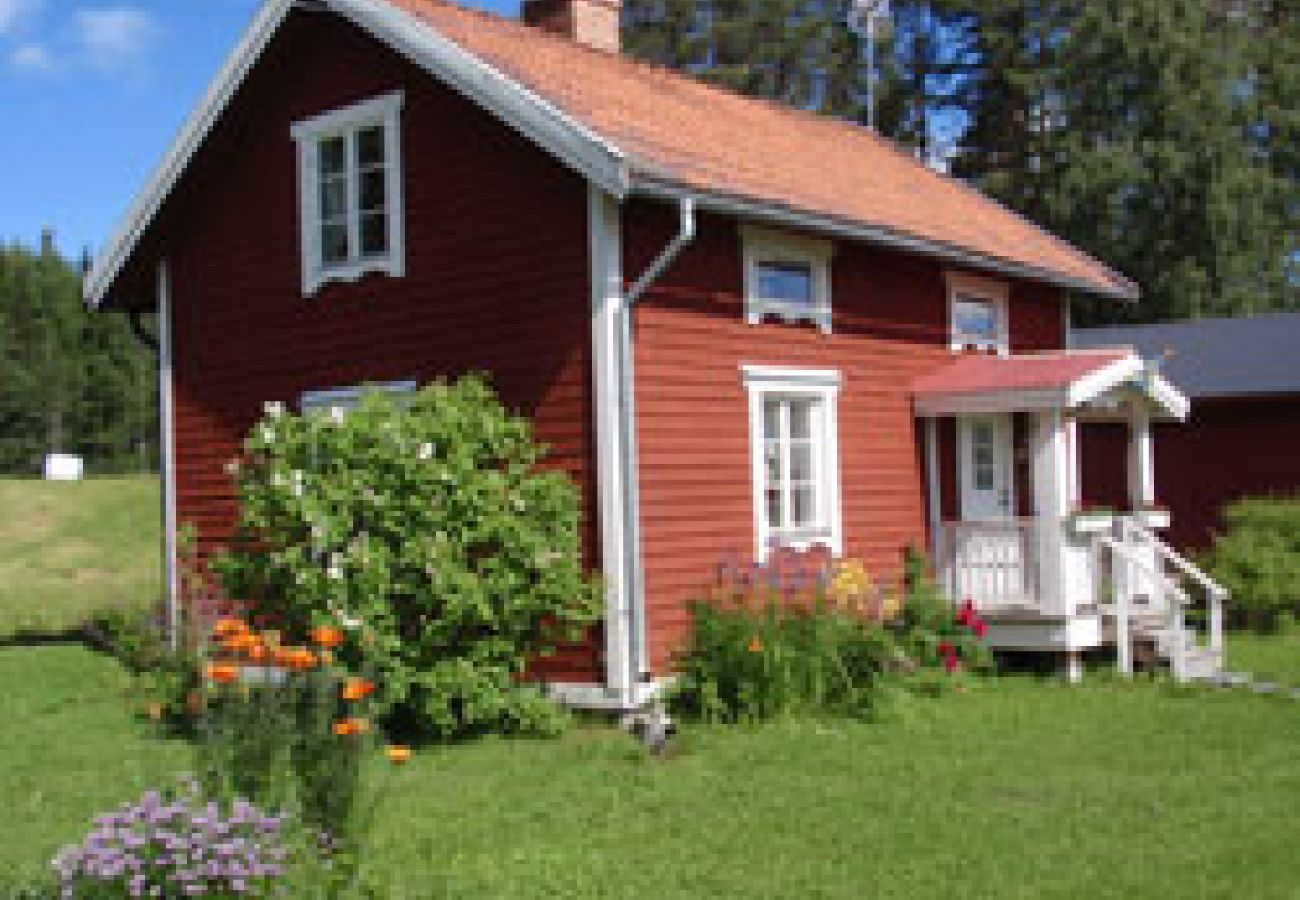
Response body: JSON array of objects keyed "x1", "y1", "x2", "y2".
[{"x1": 937, "y1": 519, "x2": 1040, "y2": 611}]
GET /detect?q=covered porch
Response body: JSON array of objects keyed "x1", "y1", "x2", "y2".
[{"x1": 913, "y1": 349, "x2": 1227, "y2": 681}]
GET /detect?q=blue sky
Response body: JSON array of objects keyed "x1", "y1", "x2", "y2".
[{"x1": 0, "y1": 0, "x2": 520, "y2": 258}]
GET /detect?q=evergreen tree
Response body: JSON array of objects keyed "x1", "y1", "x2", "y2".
[
  {"x1": 0, "y1": 237, "x2": 157, "y2": 475},
  {"x1": 623, "y1": 0, "x2": 868, "y2": 117}
]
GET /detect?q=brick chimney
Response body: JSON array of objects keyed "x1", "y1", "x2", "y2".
[{"x1": 522, "y1": 0, "x2": 622, "y2": 53}]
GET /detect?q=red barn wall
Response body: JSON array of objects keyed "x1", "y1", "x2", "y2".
[
  {"x1": 161, "y1": 10, "x2": 598, "y2": 679},
  {"x1": 624, "y1": 200, "x2": 1066, "y2": 674},
  {"x1": 1081, "y1": 395, "x2": 1300, "y2": 550}
]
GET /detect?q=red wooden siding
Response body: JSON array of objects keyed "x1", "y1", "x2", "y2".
[
  {"x1": 162, "y1": 10, "x2": 599, "y2": 680},
  {"x1": 625, "y1": 200, "x2": 1066, "y2": 675},
  {"x1": 1080, "y1": 395, "x2": 1300, "y2": 550}
]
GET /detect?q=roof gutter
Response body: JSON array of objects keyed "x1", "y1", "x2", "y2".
[
  {"x1": 618, "y1": 195, "x2": 696, "y2": 704},
  {"x1": 629, "y1": 176, "x2": 1139, "y2": 304}
]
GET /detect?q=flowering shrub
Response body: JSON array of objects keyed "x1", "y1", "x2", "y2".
[
  {"x1": 51, "y1": 779, "x2": 291, "y2": 898},
  {"x1": 210, "y1": 376, "x2": 601, "y2": 739},
  {"x1": 671, "y1": 548, "x2": 991, "y2": 723}
]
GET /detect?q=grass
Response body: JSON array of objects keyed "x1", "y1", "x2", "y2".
[
  {"x1": 0, "y1": 477, "x2": 160, "y2": 639},
  {"x1": 1228, "y1": 629, "x2": 1300, "y2": 686},
  {"x1": 3, "y1": 644, "x2": 1298, "y2": 897}
]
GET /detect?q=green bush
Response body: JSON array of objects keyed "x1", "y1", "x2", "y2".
[
  {"x1": 670, "y1": 549, "x2": 991, "y2": 723},
  {"x1": 211, "y1": 376, "x2": 602, "y2": 739},
  {"x1": 1202, "y1": 494, "x2": 1300, "y2": 631}
]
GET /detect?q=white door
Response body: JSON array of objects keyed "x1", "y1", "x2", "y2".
[{"x1": 959, "y1": 414, "x2": 1015, "y2": 522}]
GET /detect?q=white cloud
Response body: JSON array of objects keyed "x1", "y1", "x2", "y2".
[
  {"x1": 74, "y1": 7, "x2": 159, "y2": 72},
  {"x1": 0, "y1": 0, "x2": 40, "y2": 35},
  {"x1": 10, "y1": 41, "x2": 53, "y2": 72}
]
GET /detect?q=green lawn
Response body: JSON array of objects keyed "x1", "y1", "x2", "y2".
[
  {"x1": 1228, "y1": 630, "x2": 1300, "y2": 686},
  {"x1": 0, "y1": 477, "x2": 160, "y2": 639},
  {"x1": 4, "y1": 644, "x2": 1298, "y2": 898}
]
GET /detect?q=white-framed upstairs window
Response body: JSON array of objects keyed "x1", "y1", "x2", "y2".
[
  {"x1": 743, "y1": 365, "x2": 843, "y2": 562},
  {"x1": 299, "y1": 380, "x2": 417, "y2": 418},
  {"x1": 742, "y1": 225, "x2": 834, "y2": 333},
  {"x1": 292, "y1": 91, "x2": 406, "y2": 296},
  {"x1": 947, "y1": 271, "x2": 1009, "y2": 354}
]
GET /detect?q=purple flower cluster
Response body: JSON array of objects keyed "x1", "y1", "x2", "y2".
[{"x1": 51, "y1": 778, "x2": 292, "y2": 898}]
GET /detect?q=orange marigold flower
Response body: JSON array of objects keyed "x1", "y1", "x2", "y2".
[
  {"x1": 310, "y1": 626, "x2": 345, "y2": 649},
  {"x1": 385, "y1": 745, "x2": 412, "y2": 765},
  {"x1": 341, "y1": 679, "x2": 375, "y2": 702},
  {"x1": 206, "y1": 662, "x2": 240, "y2": 684},
  {"x1": 748, "y1": 635, "x2": 764, "y2": 653},
  {"x1": 333, "y1": 718, "x2": 370, "y2": 737},
  {"x1": 212, "y1": 618, "x2": 248, "y2": 638}
]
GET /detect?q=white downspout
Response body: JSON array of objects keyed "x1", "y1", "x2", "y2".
[
  {"x1": 157, "y1": 260, "x2": 180, "y2": 651},
  {"x1": 619, "y1": 196, "x2": 696, "y2": 705}
]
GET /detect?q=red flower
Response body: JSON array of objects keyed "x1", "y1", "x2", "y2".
[
  {"x1": 943, "y1": 654, "x2": 960, "y2": 674},
  {"x1": 973, "y1": 620, "x2": 988, "y2": 639},
  {"x1": 957, "y1": 601, "x2": 976, "y2": 627},
  {"x1": 938, "y1": 640, "x2": 955, "y2": 657}
]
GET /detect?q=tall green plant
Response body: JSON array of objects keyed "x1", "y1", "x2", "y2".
[
  {"x1": 211, "y1": 376, "x2": 601, "y2": 739},
  {"x1": 1202, "y1": 494, "x2": 1300, "y2": 631}
]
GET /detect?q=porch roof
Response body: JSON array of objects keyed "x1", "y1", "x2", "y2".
[{"x1": 913, "y1": 348, "x2": 1190, "y2": 420}]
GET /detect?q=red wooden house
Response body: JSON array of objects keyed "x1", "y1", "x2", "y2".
[{"x1": 86, "y1": 0, "x2": 1227, "y2": 703}]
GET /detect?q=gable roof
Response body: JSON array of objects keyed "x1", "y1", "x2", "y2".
[
  {"x1": 912, "y1": 348, "x2": 1190, "y2": 420},
  {"x1": 85, "y1": 0, "x2": 1138, "y2": 308},
  {"x1": 1075, "y1": 312, "x2": 1300, "y2": 399}
]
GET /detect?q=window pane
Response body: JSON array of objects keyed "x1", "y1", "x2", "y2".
[
  {"x1": 954, "y1": 297, "x2": 999, "y2": 343},
  {"x1": 320, "y1": 176, "x2": 347, "y2": 219},
  {"x1": 359, "y1": 170, "x2": 387, "y2": 212},
  {"x1": 357, "y1": 125, "x2": 386, "y2": 167},
  {"x1": 756, "y1": 261, "x2": 814, "y2": 305},
  {"x1": 764, "y1": 440, "x2": 781, "y2": 486},
  {"x1": 319, "y1": 136, "x2": 346, "y2": 176},
  {"x1": 975, "y1": 465, "x2": 995, "y2": 491},
  {"x1": 766, "y1": 488, "x2": 784, "y2": 528},
  {"x1": 763, "y1": 399, "x2": 781, "y2": 439},
  {"x1": 321, "y1": 220, "x2": 349, "y2": 265},
  {"x1": 360, "y1": 212, "x2": 388, "y2": 256},
  {"x1": 789, "y1": 400, "x2": 814, "y2": 439},
  {"x1": 792, "y1": 486, "x2": 817, "y2": 527},
  {"x1": 789, "y1": 443, "x2": 814, "y2": 482}
]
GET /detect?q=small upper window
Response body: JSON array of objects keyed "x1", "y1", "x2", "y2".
[
  {"x1": 743, "y1": 226, "x2": 833, "y2": 333},
  {"x1": 947, "y1": 272, "x2": 1009, "y2": 354},
  {"x1": 292, "y1": 92, "x2": 405, "y2": 296}
]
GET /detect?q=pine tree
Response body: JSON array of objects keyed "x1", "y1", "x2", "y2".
[{"x1": 623, "y1": 0, "x2": 868, "y2": 117}]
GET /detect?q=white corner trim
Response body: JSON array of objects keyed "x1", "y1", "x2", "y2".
[
  {"x1": 742, "y1": 364, "x2": 843, "y2": 563},
  {"x1": 741, "y1": 224, "x2": 834, "y2": 333},
  {"x1": 157, "y1": 260, "x2": 180, "y2": 651},
  {"x1": 84, "y1": 0, "x2": 629, "y2": 309},
  {"x1": 292, "y1": 90, "x2": 406, "y2": 297},
  {"x1": 588, "y1": 183, "x2": 634, "y2": 706}
]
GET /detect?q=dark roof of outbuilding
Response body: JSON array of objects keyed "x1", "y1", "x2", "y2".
[{"x1": 1075, "y1": 313, "x2": 1300, "y2": 399}]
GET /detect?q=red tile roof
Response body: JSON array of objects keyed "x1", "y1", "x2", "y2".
[
  {"x1": 387, "y1": 0, "x2": 1137, "y2": 299},
  {"x1": 913, "y1": 349, "x2": 1133, "y2": 398}
]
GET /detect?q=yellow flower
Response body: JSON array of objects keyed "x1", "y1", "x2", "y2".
[{"x1": 385, "y1": 745, "x2": 412, "y2": 765}]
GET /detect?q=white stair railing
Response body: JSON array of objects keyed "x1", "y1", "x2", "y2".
[{"x1": 1100, "y1": 517, "x2": 1228, "y2": 681}]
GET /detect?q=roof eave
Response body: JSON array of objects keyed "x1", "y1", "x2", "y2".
[{"x1": 629, "y1": 174, "x2": 1140, "y2": 304}]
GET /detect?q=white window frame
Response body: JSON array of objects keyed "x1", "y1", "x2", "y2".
[
  {"x1": 742, "y1": 225, "x2": 834, "y2": 333},
  {"x1": 742, "y1": 365, "x2": 843, "y2": 563},
  {"x1": 947, "y1": 271, "x2": 1010, "y2": 354},
  {"x1": 291, "y1": 91, "x2": 406, "y2": 297},
  {"x1": 300, "y1": 380, "x2": 417, "y2": 417}
]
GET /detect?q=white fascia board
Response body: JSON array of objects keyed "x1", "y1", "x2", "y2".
[
  {"x1": 1066, "y1": 355, "x2": 1190, "y2": 420},
  {"x1": 630, "y1": 176, "x2": 1140, "y2": 304},
  {"x1": 84, "y1": 0, "x2": 295, "y2": 309},
  {"x1": 327, "y1": 0, "x2": 628, "y2": 194},
  {"x1": 85, "y1": 0, "x2": 629, "y2": 309}
]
